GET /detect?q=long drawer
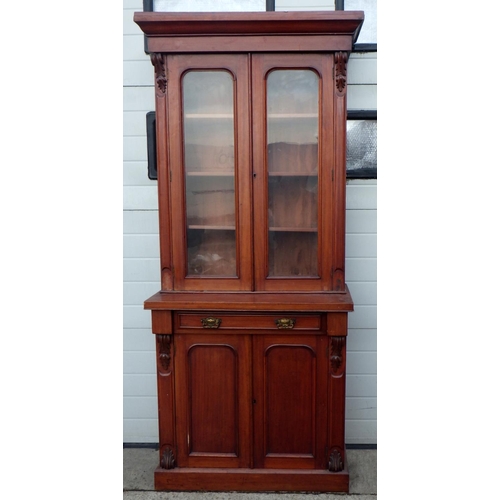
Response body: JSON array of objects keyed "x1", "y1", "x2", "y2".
[{"x1": 174, "y1": 312, "x2": 323, "y2": 333}]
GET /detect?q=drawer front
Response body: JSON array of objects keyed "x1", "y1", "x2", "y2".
[{"x1": 174, "y1": 312, "x2": 323, "y2": 333}]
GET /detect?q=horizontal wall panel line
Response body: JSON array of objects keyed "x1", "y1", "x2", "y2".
[
  {"x1": 123, "y1": 281, "x2": 160, "y2": 284},
  {"x1": 124, "y1": 396, "x2": 157, "y2": 400},
  {"x1": 123, "y1": 257, "x2": 159, "y2": 261},
  {"x1": 122, "y1": 233, "x2": 159, "y2": 236},
  {"x1": 122, "y1": 414, "x2": 157, "y2": 418},
  {"x1": 123, "y1": 352, "x2": 154, "y2": 356},
  {"x1": 123, "y1": 418, "x2": 159, "y2": 421}
]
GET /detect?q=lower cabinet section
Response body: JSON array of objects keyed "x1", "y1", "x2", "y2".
[{"x1": 153, "y1": 312, "x2": 349, "y2": 492}]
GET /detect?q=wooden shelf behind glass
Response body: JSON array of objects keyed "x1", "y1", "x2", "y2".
[
  {"x1": 188, "y1": 225, "x2": 236, "y2": 230},
  {"x1": 269, "y1": 227, "x2": 317, "y2": 232},
  {"x1": 186, "y1": 171, "x2": 234, "y2": 176}
]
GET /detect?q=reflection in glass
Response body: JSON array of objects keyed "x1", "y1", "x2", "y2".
[
  {"x1": 266, "y1": 70, "x2": 319, "y2": 277},
  {"x1": 183, "y1": 71, "x2": 237, "y2": 276}
]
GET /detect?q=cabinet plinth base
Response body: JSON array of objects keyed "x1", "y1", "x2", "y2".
[{"x1": 154, "y1": 464, "x2": 349, "y2": 492}]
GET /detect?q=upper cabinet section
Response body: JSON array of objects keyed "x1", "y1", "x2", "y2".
[{"x1": 134, "y1": 11, "x2": 364, "y2": 294}]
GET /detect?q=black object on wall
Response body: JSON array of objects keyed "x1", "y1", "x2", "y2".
[{"x1": 146, "y1": 111, "x2": 157, "y2": 181}]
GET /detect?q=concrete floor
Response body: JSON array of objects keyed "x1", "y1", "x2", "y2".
[{"x1": 124, "y1": 448, "x2": 377, "y2": 499}]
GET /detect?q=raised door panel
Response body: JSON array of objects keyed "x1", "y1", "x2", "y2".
[
  {"x1": 252, "y1": 54, "x2": 335, "y2": 291},
  {"x1": 167, "y1": 54, "x2": 253, "y2": 291},
  {"x1": 174, "y1": 334, "x2": 252, "y2": 468},
  {"x1": 253, "y1": 334, "x2": 328, "y2": 469}
]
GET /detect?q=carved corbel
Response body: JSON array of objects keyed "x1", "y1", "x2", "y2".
[
  {"x1": 334, "y1": 52, "x2": 348, "y2": 94},
  {"x1": 150, "y1": 53, "x2": 167, "y2": 95},
  {"x1": 158, "y1": 334, "x2": 172, "y2": 373},
  {"x1": 329, "y1": 337, "x2": 345, "y2": 375}
]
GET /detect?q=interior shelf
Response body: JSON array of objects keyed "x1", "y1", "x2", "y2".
[
  {"x1": 185, "y1": 113, "x2": 317, "y2": 119},
  {"x1": 268, "y1": 172, "x2": 317, "y2": 177},
  {"x1": 269, "y1": 227, "x2": 318, "y2": 233},
  {"x1": 188, "y1": 225, "x2": 236, "y2": 231},
  {"x1": 187, "y1": 171, "x2": 316, "y2": 177},
  {"x1": 185, "y1": 113, "x2": 233, "y2": 119},
  {"x1": 268, "y1": 113, "x2": 318, "y2": 118},
  {"x1": 186, "y1": 171, "x2": 235, "y2": 176}
]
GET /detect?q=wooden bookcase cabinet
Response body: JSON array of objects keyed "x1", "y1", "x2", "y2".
[{"x1": 134, "y1": 11, "x2": 364, "y2": 493}]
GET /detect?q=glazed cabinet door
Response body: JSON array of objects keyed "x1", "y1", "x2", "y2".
[
  {"x1": 253, "y1": 334, "x2": 329, "y2": 469},
  {"x1": 174, "y1": 334, "x2": 252, "y2": 468},
  {"x1": 167, "y1": 54, "x2": 253, "y2": 291},
  {"x1": 252, "y1": 54, "x2": 336, "y2": 291}
]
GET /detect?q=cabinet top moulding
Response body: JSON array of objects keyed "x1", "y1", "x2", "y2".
[{"x1": 134, "y1": 11, "x2": 364, "y2": 54}]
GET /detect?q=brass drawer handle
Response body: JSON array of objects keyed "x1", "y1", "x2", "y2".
[
  {"x1": 275, "y1": 318, "x2": 296, "y2": 330},
  {"x1": 201, "y1": 317, "x2": 222, "y2": 329}
]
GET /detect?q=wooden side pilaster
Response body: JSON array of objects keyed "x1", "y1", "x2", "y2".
[
  {"x1": 150, "y1": 52, "x2": 173, "y2": 291},
  {"x1": 332, "y1": 51, "x2": 349, "y2": 291},
  {"x1": 153, "y1": 310, "x2": 176, "y2": 469},
  {"x1": 326, "y1": 311, "x2": 348, "y2": 471}
]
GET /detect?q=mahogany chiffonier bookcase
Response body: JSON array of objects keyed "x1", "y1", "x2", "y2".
[{"x1": 134, "y1": 10, "x2": 364, "y2": 493}]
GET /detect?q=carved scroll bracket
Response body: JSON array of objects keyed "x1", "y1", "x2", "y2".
[
  {"x1": 334, "y1": 52, "x2": 348, "y2": 95},
  {"x1": 150, "y1": 53, "x2": 167, "y2": 96},
  {"x1": 329, "y1": 337, "x2": 345, "y2": 376},
  {"x1": 158, "y1": 334, "x2": 172, "y2": 373}
]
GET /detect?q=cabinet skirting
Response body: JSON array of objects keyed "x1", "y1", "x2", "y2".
[{"x1": 154, "y1": 456, "x2": 349, "y2": 492}]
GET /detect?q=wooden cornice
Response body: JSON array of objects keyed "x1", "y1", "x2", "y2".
[
  {"x1": 134, "y1": 11, "x2": 364, "y2": 37},
  {"x1": 134, "y1": 11, "x2": 364, "y2": 53}
]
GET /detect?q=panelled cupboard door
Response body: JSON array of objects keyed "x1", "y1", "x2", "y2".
[
  {"x1": 174, "y1": 334, "x2": 252, "y2": 468},
  {"x1": 252, "y1": 54, "x2": 336, "y2": 291},
  {"x1": 252, "y1": 334, "x2": 329, "y2": 469},
  {"x1": 167, "y1": 54, "x2": 253, "y2": 291}
]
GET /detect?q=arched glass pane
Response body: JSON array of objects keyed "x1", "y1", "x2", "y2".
[
  {"x1": 266, "y1": 69, "x2": 319, "y2": 277},
  {"x1": 182, "y1": 71, "x2": 237, "y2": 276}
]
